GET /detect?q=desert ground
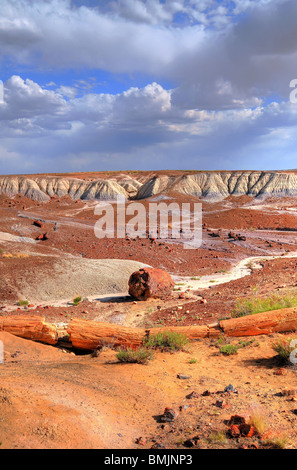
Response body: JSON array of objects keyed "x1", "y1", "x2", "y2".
[{"x1": 1, "y1": 170, "x2": 297, "y2": 450}]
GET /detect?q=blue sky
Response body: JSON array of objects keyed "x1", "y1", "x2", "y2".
[{"x1": 0, "y1": 0, "x2": 297, "y2": 174}]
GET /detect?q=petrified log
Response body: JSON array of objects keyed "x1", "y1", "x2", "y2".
[
  {"x1": 67, "y1": 320, "x2": 210, "y2": 351},
  {"x1": 219, "y1": 308, "x2": 297, "y2": 337},
  {"x1": 128, "y1": 267, "x2": 175, "y2": 300},
  {"x1": 36, "y1": 232, "x2": 48, "y2": 241},
  {"x1": 67, "y1": 319, "x2": 146, "y2": 350},
  {"x1": 0, "y1": 315, "x2": 58, "y2": 345}
]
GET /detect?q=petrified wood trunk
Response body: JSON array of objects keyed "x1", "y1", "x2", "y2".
[
  {"x1": 67, "y1": 319, "x2": 146, "y2": 350},
  {"x1": 219, "y1": 308, "x2": 297, "y2": 337},
  {"x1": 0, "y1": 315, "x2": 58, "y2": 345},
  {"x1": 128, "y1": 267, "x2": 175, "y2": 300}
]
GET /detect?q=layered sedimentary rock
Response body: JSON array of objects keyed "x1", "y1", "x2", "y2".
[
  {"x1": 0, "y1": 176, "x2": 127, "y2": 202},
  {"x1": 135, "y1": 171, "x2": 297, "y2": 201},
  {"x1": 2, "y1": 171, "x2": 297, "y2": 202}
]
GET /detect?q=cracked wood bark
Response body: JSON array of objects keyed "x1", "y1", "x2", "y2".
[
  {"x1": 0, "y1": 315, "x2": 58, "y2": 345},
  {"x1": 219, "y1": 308, "x2": 297, "y2": 337},
  {"x1": 67, "y1": 319, "x2": 146, "y2": 350}
]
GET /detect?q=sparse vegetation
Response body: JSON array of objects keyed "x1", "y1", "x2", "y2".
[
  {"x1": 116, "y1": 347, "x2": 154, "y2": 364},
  {"x1": 245, "y1": 260, "x2": 256, "y2": 270},
  {"x1": 207, "y1": 431, "x2": 227, "y2": 445},
  {"x1": 248, "y1": 410, "x2": 267, "y2": 436},
  {"x1": 219, "y1": 344, "x2": 239, "y2": 355},
  {"x1": 189, "y1": 357, "x2": 197, "y2": 364},
  {"x1": 17, "y1": 299, "x2": 29, "y2": 306},
  {"x1": 263, "y1": 436, "x2": 289, "y2": 449},
  {"x1": 272, "y1": 336, "x2": 296, "y2": 363},
  {"x1": 231, "y1": 291, "x2": 297, "y2": 318},
  {"x1": 217, "y1": 338, "x2": 256, "y2": 355},
  {"x1": 72, "y1": 296, "x2": 82, "y2": 306},
  {"x1": 144, "y1": 330, "x2": 189, "y2": 352}
]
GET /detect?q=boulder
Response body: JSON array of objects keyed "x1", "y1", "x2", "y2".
[{"x1": 128, "y1": 267, "x2": 175, "y2": 300}]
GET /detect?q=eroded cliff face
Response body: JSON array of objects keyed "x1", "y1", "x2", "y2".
[
  {"x1": 0, "y1": 176, "x2": 128, "y2": 202},
  {"x1": 135, "y1": 171, "x2": 297, "y2": 201},
  {"x1": 1, "y1": 171, "x2": 297, "y2": 202}
]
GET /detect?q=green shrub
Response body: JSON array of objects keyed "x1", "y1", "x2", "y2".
[
  {"x1": 73, "y1": 296, "x2": 82, "y2": 306},
  {"x1": 218, "y1": 339, "x2": 256, "y2": 355},
  {"x1": 189, "y1": 358, "x2": 197, "y2": 364},
  {"x1": 116, "y1": 347, "x2": 154, "y2": 364},
  {"x1": 144, "y1": 330, "x2": 189, "y2": 352},
  {"x1": 219, "y1": 344, "x2": 239, "y2": 355},
  {"x1": 17, "y1": 299, "x2": 29, "y2": 306},
  {"x1": 272, "y1": 337, "x2": 296, "y2": 363}
]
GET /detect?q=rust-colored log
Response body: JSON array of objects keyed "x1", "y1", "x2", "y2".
[
  {"x1": 0, "y1": 315, "x2": 58, "y2": 345},
  {"x1": 67, "y1": 319, "x2": 146, "y2": 350},
  {"x1": 219, "y1": 308, "x2": 297, "y2": 337}
]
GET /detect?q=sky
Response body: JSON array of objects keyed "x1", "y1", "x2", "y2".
[{"x1": 0, "y1": 0, "x2": 297, "y2": 174}]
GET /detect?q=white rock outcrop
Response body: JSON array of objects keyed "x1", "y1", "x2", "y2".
[
  {"x1": 135, "y1": 171, "x2": 297, "y2": 201},
  {"x1": 0, "y1": 176, "x2": 128, "y2": 201},
  {"x1": 2, "y1": 171, "x2": 297, "y2": 202}
]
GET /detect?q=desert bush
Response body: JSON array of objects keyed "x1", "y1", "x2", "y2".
[
  {"x1": 231, "y1": 292, "x2": 297, "y2": 318},
  {"x1": 263, "y1": 436, "x2": 289, "y2": 449},
  {"x1": 73, "y1": 296, "x2": 82, "y2": 306},
  {"x1": 17, "y1": 299, "x2": 29, "y2": 306},
  {"x1": 144, "y1": 330, "x2": 189, "y2": 352},
  {"x1": 207, "y1": 430, "x2": 227, "y2": 445},
  {"x1": 219, "y1": 344, "x2": 239, "y2": 355},
  {"x1": 217, "y1": 337, "x2": 256, "y2": 355},
  {"x1": 116, "y1": 347, "x2": 154, "y2": 364},
  {"x1": 271, "y1": 336, "x2": 296, "y2": 363},
  {"x1": 248, "y1": 411, "x2": 267, "y2": 436}
]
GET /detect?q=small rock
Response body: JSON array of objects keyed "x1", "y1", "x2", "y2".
[
  {"x1": 136, "y1": 437, "x2": 146, "y2": 446},
  {"x1": 274, "y1": 368, "x2": 287, "y2": 376},
  {"x1": 224, "y1": 384, "x2": 238, "y2": 394},
  {"x1": 215, "y1": 400, "x2": 230, "y2": 409},
  {"x1": 177, "y1": 374, "x2": 190, "y2": 380},
  {"x1": 179, "y1": 404, "x2": 190, "y2": 412},
  {"x1": 183, "y1": 436, "x2": 199, "y2": 447},
  {"x1": 228, "y1": 424, "x2": 241, "y2": 438},
  {"x1": 186, "y1": 391, "x2": 199, "y2": 399},
  {"x1": 239, "y1": 424, "x2": 255, "y2": 438},
  {"x1": 159, "y1": 407, "x2": 179, "y2": 422},
  {"x1": 228, "y1": 415, "x2": 246, "y2": 425}
]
